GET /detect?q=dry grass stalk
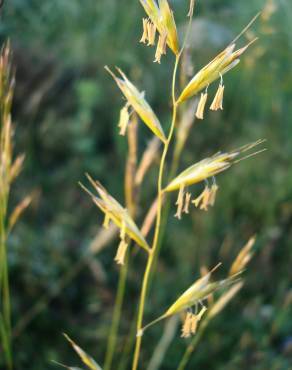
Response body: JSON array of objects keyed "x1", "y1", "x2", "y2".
[{"x1": 0, "y1": 42, "x2": 30, "y2": 370}]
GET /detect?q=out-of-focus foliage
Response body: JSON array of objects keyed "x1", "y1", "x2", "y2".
[{"x1": 0, "y1": 0, "x2": 291, "y2": 369}]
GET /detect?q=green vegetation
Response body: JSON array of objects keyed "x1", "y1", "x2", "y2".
[{"x1": 0, "y1": 0, "x2": 291, "y2": 369}]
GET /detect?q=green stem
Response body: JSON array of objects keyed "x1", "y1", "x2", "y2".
[
  {"x1": 131, "y1": 54, "x2": 180, "y2": 370},
  {"x1": 104, "y1": 253, "x2": 129, "y2": 370},
  {"x1": 0, "y1": 195, "x2": 12, "y2": 369}
]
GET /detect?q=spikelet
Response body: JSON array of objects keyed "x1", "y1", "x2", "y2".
[
  {"x1": 164, "y1": 264, "x2": 224, "y2": 316},
  {"x1": 105, "y1": 66, "x2": 166, "y2": 142},
  {"x1": 9, "y1": 153, "x2": 25, "y2": 183},
  {"x1": 229, "y1": 236, "x2": 256, "y2": 276},
  {"x1": 137, "y1": 264, "x2": 241, "y2": 336},
  {"x1": 158, "y1": 0, "x2": 179, "y2": 54},
  {"x1": 64, "y1": 334, "x2": 102, "y2": 370},
  {"x1": 164, "y1": 139, "x2": 265, "y2": 192},
  {"x1": 195, "y1": 92, "x2": 208, "y2": 119},
  {"x1": 177, "y1": 39, "x2": 256, "y2": 104},
  {"x1": 80, "y1": 174, "x2": 150, "y2": 255},
  {"x1": 139, "y1": 0, "x2": 179, "y2": 58},
  {"x1": 8, "y1": 194, "x2": 32, "y2": 232}
]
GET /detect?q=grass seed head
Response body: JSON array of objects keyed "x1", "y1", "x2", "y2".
[
  {"x1": 229, "y1": 236, "x2": 256, "y2": 276},
  {"x1": 139, "y1": 0, "x2": 179, "y2": 60},
  {"x1": 165, "y1": 140, "x2": 265, "y2": 193},
  {"x1": 177, "y1": 40, "x2": 255, "y2": 104},
  {"x1": 105, "y1": 66, "x2": 166, "y2": 142},
  {"x1": 63, "y1": 334, "x2": 102, "y2": 370},
  {"x1": 80, "y1": 175, "x2": 150, "y2": 255}
]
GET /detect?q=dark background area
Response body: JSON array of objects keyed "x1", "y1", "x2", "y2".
[{"x1": 0, "y1": 0, "x2": 292, "y2": 369}]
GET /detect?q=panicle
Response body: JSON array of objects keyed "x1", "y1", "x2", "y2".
[{"x1": 105, "y1": 66, "x2": 166, "y2": 142}]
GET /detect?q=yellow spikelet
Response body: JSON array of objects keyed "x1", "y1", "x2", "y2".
[
  {"x1": 177, "y1": 39, "x2": 256, "y2": 104},
  {"x1": 139, "y1": 0, "x2": 179, "y2": 55},
  {"x1": 105, "y1": 66, "x2": 166, "y2": 142},
  {"x1": 80, "y1": 174, "x2": 150, "y2": 253},
  {"x1": 164, "y1": 140, "x2": 265, "y2": 192},
  {"x1": 229, "y1": 236, "x2": 256, "y2": 276},
  {"x1": 64, "y1": 334, "x2": 102, "y2": 370}
]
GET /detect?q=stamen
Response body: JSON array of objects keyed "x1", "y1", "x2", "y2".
[
  {"x1": 140, "y1": 18, "x2": 148, "y2": 44},
  {"x1": 208, "y1": 183, "x2": 219, "y2": 206},
  {"x1": 154, "y1": 31, "x2": 167, "y2": 64},
  {"x1": 114, "y1": 240, "x2": 128, "y2": 265},
  {"x1": 118, "y1": 105, "x2": 130, "y2": 135},
  {"x1": 183, "y1": 192, "x2": 192, "y2": 214},
  {"x1": 210, "y1": 76, "x2": 225, "y2": 111},
  {"x1": 175, "y1": 184, "x2": 185, "y2": 219},
  {"x1": 195, "y1": 91, "x2": 208, "y2": 120},
  {"x1": 181, "y1": 312, "x2": 194, "y2": 338},
  {"x1": 192, "y1": 186, "x2": 210, "y2": 210},
  {"x1": 181, "y1": 306, "x2": 207, "y2": 338},
  {"x1": 147, "y1": 22, "x2": 157, "y2": 46}
]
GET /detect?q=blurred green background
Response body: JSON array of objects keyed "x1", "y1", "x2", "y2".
[{"x1": 1, "y1": 0, "x2": 292, "y2": 369}]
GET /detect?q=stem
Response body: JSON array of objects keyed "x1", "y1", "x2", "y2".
[
  {"x1": 131, "y1": 54, "x2": 180, "y2": 370},
  {"x1": 104, "y1": 253, "x2": 129, "y2": 370},
  {"x1": 0, "y1": 194, "x2": 12, "y2": 369},
  {"x1": 104, "y1": 117, "x2": 138, "y2": 370}
]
